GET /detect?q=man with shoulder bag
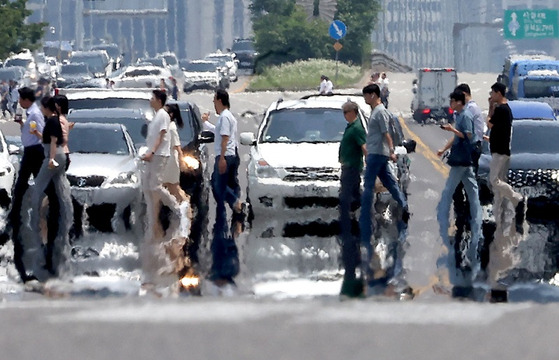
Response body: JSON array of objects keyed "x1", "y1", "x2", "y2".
[{"x1": 436, "y1": 90, "x2": 482, "y2": 281}]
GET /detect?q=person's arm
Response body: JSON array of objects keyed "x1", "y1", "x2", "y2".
[
  {"x1": 437, "y1": 137, "x2": 455, "y2": 157},
  {"x1": 218, "y1": 135, "x2": 229, "y2": 174},
  {"x1": 384, "y1": 132, "x2": 397, "y2": 162},
  {"x1": 143, "y1": 129, "x2": 166, "y2": 162},
  {"x1": 201, "y1": 112, "x2": 216, "y2": 132},
  {"x1": 440, "y1": 123, "x2": 466, "y2": 139},
  {"x1": 48, "y1": 137, "x2": 57, "y2": 169}
]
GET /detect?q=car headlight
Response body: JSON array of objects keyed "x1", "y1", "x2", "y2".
[
  {"x1": 182, "y1": 155, "x2": 200, "y2": 170},
  {"x1": 255, "y1": 158, "x2": 279, "y2": 178},
  {"x1": 109, "y1": 171, "x2": 138, "y2": 185}
]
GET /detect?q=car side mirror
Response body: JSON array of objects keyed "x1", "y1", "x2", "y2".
[
  {"x1": 199, "y1": 130, "x2": 214, "y2": 143},
  {"x1": 402, "y1": 139, "x2": 416, "y2": 154},
  {"x1": 240, "y1": 132, "x2": 256, "y2": 146},
  {"x1": 8, "y1": 144, "x2": 20, "y2": 155}
]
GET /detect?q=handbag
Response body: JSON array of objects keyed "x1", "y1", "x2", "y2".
[{"x1": 446, "y1": 135, "x2": 473, "y2": 167}]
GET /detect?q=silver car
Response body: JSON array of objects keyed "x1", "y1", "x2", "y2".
[{"x1": 66, "y1": 123, "x2": 142, "y2": 237}]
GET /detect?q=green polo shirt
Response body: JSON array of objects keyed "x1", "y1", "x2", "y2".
[{"x1": 339, "y1": 119, "x2": 366, "y2": 171}]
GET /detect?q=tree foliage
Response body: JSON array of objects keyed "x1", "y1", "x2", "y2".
[
  {"x1": 249, "y1": 0, "x2": 380, "y2": 69},
  {"x1": 0, "y1": 0, "x2": 47, "y2": 60}
]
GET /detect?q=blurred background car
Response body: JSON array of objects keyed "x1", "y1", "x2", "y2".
[
  {"x1": 56, "y1": 63, "x2": 93, "y2": 88},
  {"x1": 231, "y1": 38, "x2": 258, "y2": 73},
  {"x1": 182, "y1": 60, "x2": 228, "y2": 92},
  {"x1": 205, "y1": 51, "x2": 238, "y2": 82}
]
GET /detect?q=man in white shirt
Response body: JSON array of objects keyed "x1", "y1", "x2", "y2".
[
  {"x1": 141, "y1": 90, "x2": 180, "y2": 240},
  {"x1": 319, "y1": 75, "x2": 333, "y2": 95}
]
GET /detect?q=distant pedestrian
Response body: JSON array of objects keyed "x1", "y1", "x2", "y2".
[
  {"x1": 319, "y1": 75, "x2": 333, "y2": 95},
  {"x1": 29, "y1": 96, "x2": 73, "y2": 281},
  {"x1": 485, "y1": 82, "x2": 523, "y2": 303},
  {"x1": 436, "y1": 90, "x2": 481, "y2": 285},
  {"x1": 379, "y1": 73, "x2": 390, "y2": 108},
  {"x1": 338, "y1": 101, "x2": 367, "y2": 298},
  {"x1": 105, "y1": 78, "x2": 111, "y2": 89},
  {"x1": 170, "y1": 77, "x2": 179, "y2": 100},
  {"x1": 360, "y1": 84, "x2": 410, "y2": 288},
  {"x1": 8, "y1": 80, "x2": 19, "y2": 115},
  {"x1": 0, "y1": 80, "x2": 8, "y2": 118}
]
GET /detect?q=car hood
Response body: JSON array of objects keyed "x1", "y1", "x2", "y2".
[
  {"x1": 480, "y1": 153, "x2": 559, "y2": 171},
  {"x1": 256, "y1": 143, "x2": 340, "y2": 168},
  {"x1": 67, "y1": 153, "x2": 136, "y2": 177}
]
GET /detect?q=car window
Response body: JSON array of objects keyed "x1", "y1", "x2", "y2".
[
  {"x1": 123, "y1": 68, "x2": 161, "y2": 77},
  {"x1": 5, "y1": 58, "x2": 32, "y2": 68},
  {"x1": 68, "y1": 98, "x2": 152, "y2": 115},
  {"x1": 185, "y1": 62, "x2": 217, "y2": 72},
  {"x1": 512, "y1": 123, "x2": 559, "y2": 154},
  {"x1": 68, "y1": 113, "x2": 146, "y2": 147},
  {"x1": 163, "y1": 55, "x2": 177, "y2": 66},
  {"x1": 261, "y1": 108, "x2": 346, "y2": 143},
  {"x1": 177, "y1": 108, "x2": 196, "y2": 145},
  {"x1": 68, "y1": 127, "x2": 130, "y2": 155},
  {"x1": 61, "y1": 64, "x2": 89, "y2": 75},
  {"x1": 71, "y1": 55, "x2": 106, "y2": 73},
  {"x1": 232, "y1": 41, "x2": 255, "y2": 52}
]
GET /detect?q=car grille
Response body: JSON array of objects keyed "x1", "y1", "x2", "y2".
[
  {"x1": 283, "y1": 167, "x2": 339, "y2": 182},
  {"x1": 67, "y1": 175, "x2": 106, "y2": 187},
  {"x1": 509, "y1": 169, "x2": 559, "y2": 197}
]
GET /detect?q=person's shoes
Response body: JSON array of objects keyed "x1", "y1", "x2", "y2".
[
  {"x1": 402, "y1": 207, "x2": 411, "y2": 224},
  {"x1": 340, "y1": 278, "x2": 365, "y2": 299},
  {"x1": 489, "y1": 289, "x2": 508, "y2": 303}
]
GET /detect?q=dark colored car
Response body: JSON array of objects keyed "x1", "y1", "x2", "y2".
[
  {"x1": 231, "y1": 38, "x2": 258, "y2": 72},
  {"x1": 56, "y1": 63, "x2": 93, "y2": 88}
]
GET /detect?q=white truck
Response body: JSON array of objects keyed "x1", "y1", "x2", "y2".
[{"x1": 411, "y1": 68, "x2": 457, "y2": 124}]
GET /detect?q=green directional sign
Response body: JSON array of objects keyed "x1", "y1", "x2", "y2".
[{"x1": 504, "y1": 9, "x2": 559, "y2": 39}]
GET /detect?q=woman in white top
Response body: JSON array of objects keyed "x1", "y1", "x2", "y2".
[{"x1": 162, "y1": 103, "x2": 188, "y2": 203}]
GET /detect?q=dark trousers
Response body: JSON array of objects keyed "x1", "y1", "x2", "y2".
[
  {"x1": 210, "y1": 154, "x2": 241, "y2": 280},
  {"x1": 9, "y1": 144, "x2": 58, "y2": 280},
  {"x1": 339, "y1": 165, "x2": 362, "y2": 281}
]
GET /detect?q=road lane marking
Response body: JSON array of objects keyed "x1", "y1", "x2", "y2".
[
  {"x1": 232, "y1": 76, "x2": 253, "y2": 94},
  {"x1": 398, "y1": 116, "x2": 449, "y2": 177}
]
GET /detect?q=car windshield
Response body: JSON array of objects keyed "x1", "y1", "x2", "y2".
[
  {"x1": 0, "y1": 69, "x2": 23, "y2": 81},
  {"x1": 512, "y1": 123, "x2": 559, "y2": 154},
  {"x1": 232, "y1": 41, "x2": 255, "y2": 51},
  {"x1": 523, "y1": 79, "x2": 559, "y2": 98},
  {"x1": 71, "y1": 55, "x2": 106, "y2": 73},
  {"x1": 206, "y1": 55, "x2": 229, "y2": 66},
  {"x1": 68, "y1": 98, "x2": 152, "y2": 116},
  {"x1": 260, "y1": 108, "x2": 347, "y2": 143},
  {"x1": 68, "y1": 112, "x2": 146, "y2": 147},
  {"x1": 162, "y1": 55, "x2": 177, "y2": 65},
  {"x1": 185, "y1": 62, "x2": 217, "y2": 72},
  {"x1": 68, "y1": 126, "x2": 130, "y2": 155},
  {"x1": 92, "y1": 45, "x2": 120, "y2": 59},
  {"x1": 61, "y1": 64, "x2": 89, "y2": 75},
  {"x1": 176, "y1": 109, "x2": 196, "y2": 145},
  {"x1": 5, "y1": 58, "x2": 32, "y2": 68},
  {"x1": 123, "y1": 68, "x2": 161, "y2": 77},
  {"x1": 143, "y1": 58, "x2": 165, "y2": 67}
]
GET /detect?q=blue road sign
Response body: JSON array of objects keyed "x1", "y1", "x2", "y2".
[{"x1": 329, "y1": 20, "x2": 347, "y2": 40}]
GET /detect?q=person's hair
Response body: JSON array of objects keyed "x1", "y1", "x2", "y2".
[
  {"x1": 362, "y1": 83, "x2": 381, "y2": 97},
  {"x1": 152, "y1": 89, "x2": 167, "y2": 105},
  {"x1": 215, "y1": 88, "x2": 230, "y2": 108},
  {"x1": 491, "y1": 82, "x2": 506, "y2": 97},
  {"x1": 165, "y1": 103, "x2": 184, "y2": 128},
  {"x1": 342, "y1": 101, "x2": 359, "y2": 115},
  {"x1": 18, "y1": 87, "x2": 36, "y2": 102},
  {"x1": 455, "y1": 83, "x2": 471, "y2": 95},
  {"x1": 449, "y1": 90, "x2": 466, "y2": 105},
  {"x1": 40, "y1": 96, "x2": 58, "y2": 114},
  {"x1": 321, "y1": 75, "x2": 326, "y2": 80},
  {"x1": 53, "y1": 94, "x2": 69, "y2": 115}
]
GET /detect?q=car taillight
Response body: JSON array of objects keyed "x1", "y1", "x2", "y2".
[
  {"x1": 422, "y1": 108, "x2": 431, "y2": 114},
  {"x1": 422, "y1": 68, "x2": 431, "y2": 72},
  {"x1": 445, "y1": 68, "x2": 453, "y2": 72},
  {"x1": 448, "y1": 108, "x2": 454, "y2": 114},
  {"x1": 54, "y1": 88, "x2": 59, "y2": 95}
]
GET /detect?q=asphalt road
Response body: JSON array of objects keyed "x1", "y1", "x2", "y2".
[{"x1": 1, "y1": 73, "x2": 559, "y2": 360}]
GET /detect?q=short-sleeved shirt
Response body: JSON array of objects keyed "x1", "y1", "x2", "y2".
[
  {"x1": 42, "y1": 116, "x2": 63, "y2": 146},
  {"x1": 454, "y1": 108, "x2": 474, "y2": 143},
  {"x1": 489, "y1": 103, "x2": 513, "y2": 156},
  {"x1": 22, "y1": 102, "x2": 45, "y2": 148},
  {"x1": 214, "y1": 108, "x2": 238, "y2": 156},
  {"x1": 366, "y1": 104, "x2": 390, "y2": 156},
  {"x1": 339, "y1": 119, "x2": 366, "y2": 171},
  {"x1": 466, "y1": 100, "x2": 483, "y2": 142},
  {"x1": 146, "y1": 107, "x2": 171, "y2": 156}
]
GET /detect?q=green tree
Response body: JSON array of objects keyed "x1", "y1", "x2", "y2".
[
  {"x1": 334, "y1": 0, "x2": 380, "y2": 64},
  {"x1": 249, "y1": 0, "x2": 380, "y2": 69},
  {"x1": 0, "y1": 0, "x2": 47, "y2": 60}
]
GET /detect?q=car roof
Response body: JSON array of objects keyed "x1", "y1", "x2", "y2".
[
  {"x1": 508, "y1": 100, "x2": 556, "y2": 120},
  {"x1": 68, "y1": 107, "x2": 145, "y2": 118},
  {"x1": 72, "y1": 122, "x2": 124, "y2": 131},
  {"x1": 63, "y1": 89, "x2": 152, "y2": 100},
  {"x1": 269, "y1": 93, "x2": 364, "y2": 112},
  {"x1": 513, "y1": 119, "x2": 559, "y2": 127}
]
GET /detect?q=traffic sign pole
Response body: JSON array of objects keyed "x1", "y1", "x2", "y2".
[{"x1": 329, "y1": 21, "x2": 347, "y2": 84}]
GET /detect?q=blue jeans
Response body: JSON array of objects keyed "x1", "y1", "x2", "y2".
[
  {"x1": 437, "y1": 165, "x2": 481, "y2": 272},
  {"x1": 210, "y1": 154, "x2": 241, "y2": 280},
  {"x1": 359, "y1": 154, "x2": 407, "y2": 263}
]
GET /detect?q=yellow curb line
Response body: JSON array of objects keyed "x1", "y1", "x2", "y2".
[
  {"x1": 232, "y1": 75, "x2": 253, "y2": 94},
  {"x1": 398, "y1": 116, "x2": 449, "y2": 178}
]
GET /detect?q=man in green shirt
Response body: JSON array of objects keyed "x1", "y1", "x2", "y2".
[{"x1": 338, "y1": 101, "x2": 367, "y2": 298}]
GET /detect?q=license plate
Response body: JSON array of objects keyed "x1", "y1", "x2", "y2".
[{"x1": 294, "y1": 184, "x2": 327, "y2": 196}]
